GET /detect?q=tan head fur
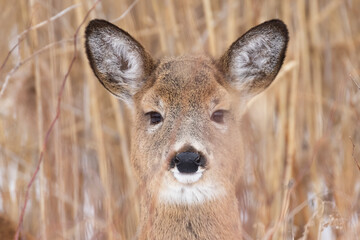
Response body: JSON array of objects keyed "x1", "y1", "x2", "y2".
[{"x1": 85, "y1": 19, "x2": 288, "y2": 239}]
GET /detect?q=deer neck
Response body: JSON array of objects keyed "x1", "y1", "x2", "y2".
[{"x1": 138, "y1": 194, "x2": 242, "y2": 240}]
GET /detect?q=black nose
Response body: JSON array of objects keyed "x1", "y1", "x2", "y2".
[{"x1": 170, "y1": 151, "x2": 205, "y2": 173}]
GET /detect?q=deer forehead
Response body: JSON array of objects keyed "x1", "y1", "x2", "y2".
[{"x1": 139, "y1": 56, "x2": 230, "y2": 112}]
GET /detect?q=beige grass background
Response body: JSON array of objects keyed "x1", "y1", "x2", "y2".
[{"x1": 0, "y1": 0, "x2": 359, "y2": 239}]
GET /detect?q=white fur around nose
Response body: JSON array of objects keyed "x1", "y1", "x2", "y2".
[
  {"x1": 171, "y1": 167, "x2": 204, "y2": 184},
  {"x1": 158, "y1": 173, "x2": 225, "y2": 205}
]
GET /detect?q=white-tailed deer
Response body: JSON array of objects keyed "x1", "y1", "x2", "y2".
[{"x1": 85, "y1": 19, "x2": 288, "y2": 239}]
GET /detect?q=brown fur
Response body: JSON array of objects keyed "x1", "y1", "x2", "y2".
[
  {"x1": 139, "y1": 196, "x2": 242, "y2": 239},
  {"x1": 85, "y1": 19, "x2": 288, "y2": 239}
]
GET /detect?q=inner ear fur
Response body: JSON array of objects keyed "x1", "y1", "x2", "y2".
[
  {"x1": 219, "y1": 19, "x2": 289, "y2": 96},
  {"x1": 85, "y1": 19, "x2": 154, "y2": 103}
]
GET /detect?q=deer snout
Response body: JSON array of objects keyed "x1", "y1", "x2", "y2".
[{"x1": 170, "y1": 151, "x2": 206, "y2": 174}]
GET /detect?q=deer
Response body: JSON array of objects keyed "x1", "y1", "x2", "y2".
[{"x1": 85, "y1": 19, "x2": 288, "y2": 240}]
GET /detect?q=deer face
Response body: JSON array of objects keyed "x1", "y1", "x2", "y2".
[
  {"x1": 85, "y1": 19, "x2": 288, "y2": 205},
  {"x1": 131, "y1": 56, "x2": 246, "y2": 204}
]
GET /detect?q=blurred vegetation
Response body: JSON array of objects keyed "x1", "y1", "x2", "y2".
[{"x1": 0, "y1": 0, "x2": 359, "y2": 239}]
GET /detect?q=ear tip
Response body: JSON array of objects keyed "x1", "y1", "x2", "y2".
[
  {"x1": 264, "y1": 19, "x2": 289, "y2": 42},
  {"x1": 85, "y1": 19, "x2": 128, "y2": 37},
  {"x1": 85, "y1": 19, "x2": 110, "y2": 35},
  {"x1": 85, "y1": 19, "x2": 134, "y2": 44}
]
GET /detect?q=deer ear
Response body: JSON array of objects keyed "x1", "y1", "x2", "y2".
[
  {"x1": 219, "y1": 19, "x2": 289, "y2": 97},
  {"x1": 85, "y1": 19, "x2": 154, "y2": 104}
]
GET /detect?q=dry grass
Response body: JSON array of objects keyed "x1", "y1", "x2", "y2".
[{"x1": 0, "y1": 0, "x2": 359, "y2": 239}]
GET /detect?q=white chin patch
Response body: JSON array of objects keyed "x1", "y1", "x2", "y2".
[
  {"x1": 170, "y1": 167, "x2": 204, "y2": 184},
  {"x1": 158, "y1": 167, "x2": 225, "y2": 205}
]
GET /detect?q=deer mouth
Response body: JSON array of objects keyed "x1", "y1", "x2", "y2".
[{"x1": 170, "y1": 167, "x2": 205, "y2": 184}]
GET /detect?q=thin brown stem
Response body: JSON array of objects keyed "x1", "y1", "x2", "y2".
[{"x1": 13, "y1": 1, "x2": 101, "y2": 239}]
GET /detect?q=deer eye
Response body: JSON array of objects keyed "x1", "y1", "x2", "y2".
[
  {"x1": 146, "y1": 111, "x2": 163, "y2": 125},
  {"x1": 211, "y1": 110, "x2": 225, "y2": 124}
]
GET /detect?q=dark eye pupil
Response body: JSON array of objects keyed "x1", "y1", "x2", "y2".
[
  {"x1": 211, "y1": 110, "x2": 224, "y2": 123},
  {"x1": 148, "y1": 112, "x2": 163, "y2": 125}
]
